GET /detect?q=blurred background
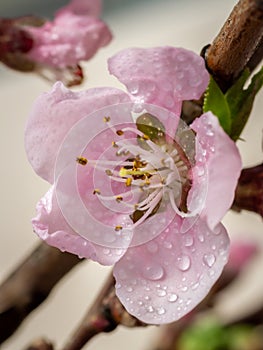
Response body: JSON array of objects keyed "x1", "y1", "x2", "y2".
[{"x1": 0, "y1": 0, "x2": 262, "y2": 349}]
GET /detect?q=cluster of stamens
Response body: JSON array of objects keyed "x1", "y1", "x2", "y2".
[{"x1": 76, "y1": 115, "x2": 192, "y2": 231}]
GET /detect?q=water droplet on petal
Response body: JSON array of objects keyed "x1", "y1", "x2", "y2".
[
  {"x1": 156, "y1": 307, "x2": 166, "y2": 315},
  {"x1": 129, "y1": 82, "x2": 139, "y2": 95},
  {"x1": 164, "y1": 96, "x2": 174, "y2": 108},
  {"x1": 142, "y1": 263, "x2": 164, "y2": 281},
  {"x1": 177, "y1": 255, "x2": 191, "y2": 271},
  {"x1": 191, "y1": 282, "x2": 199, "y2": 290},
  {"x1": 203, "y1": 253, "x2": 216, "y2": 267},
  {"x1": 183, "y1": 235, "x2": 194, "y2": 247},
  {"x1": 198, "y1": 234, "x2": 204, "y2": 243},
  {"x1": 168, "y1": 294, "x2": 178, "y2": 302},
  {"x1": 147, "y1": 305, "x2": 154, "y2": 313},
  {"x1": 206, "y1": 129, "x2": 214, "y2": 137},
  {"x1": 103, "y1": 248, "x2": 111, "y2": 255},
  {"x1": 157, "y1": 289, "x2": 167, "y2": 297},
  {"x1": 147, "y1": 241, "x2": 159, "y2": 254},
  {"x1": 163, "y1": 241, "x2": 173, "y2": 249},
  {"x1": 197, "y1": 167, "x2": 205, "y2": 177}
]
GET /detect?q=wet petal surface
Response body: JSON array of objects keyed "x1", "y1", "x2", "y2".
[
  {"x1": 33, "y1": 186, "x2": 128, "y2": 265},
  {"x1": 108, "y1": 46, "x2": 209, "y2": 116},
  {"x1": 114, "y1": 217, "x2": 229, "y2": 324}
]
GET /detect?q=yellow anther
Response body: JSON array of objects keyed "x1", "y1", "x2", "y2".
[
  {"x1": 105, "y1": 169, "x2": 113, "y2": 176},
  {"x1": 125, "y1": 178, "x2": 132, "y2": 187},
  {"x1": 115, "y1": 225, "x2": 123, "y2": 231},
  {"x1": 112, "y1": 141, "x2": 118, "y2": 148},
  {"x1": 116, "y1": 196, "x2": 123, "y2": 202},
  {"x1": 103, "y1": 116, "x2": 111, "y2": 123},
  {"x1": 76, "y1": 157, "x2": 88, "y2": 166},
  {"x1": 116, "y1": 130, "x2": 124, "y2": 136},
  {"x1": 145, "y1": 178, "x2": 151, "y2": 186},
  {"x1": 119, "y1": 167, "x2": 147, "y2": 177},
  {"x1": 143, "y1": 134, "x2": 150, "y2": 140},
  {"x1": 93, "y1": 189, "x2": 101, "y2": 195},
  {"x1": 119, "y1": 167, "x2": 128, "y2": 177}
]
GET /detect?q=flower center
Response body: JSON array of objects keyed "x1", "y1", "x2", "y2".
[{"x1": 76, "y1": 114, "x2": 193, "y2": 231}]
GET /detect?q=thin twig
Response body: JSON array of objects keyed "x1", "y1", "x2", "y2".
[{"x1": 0, "y1": 243, "x2": 82, "y2": 344}]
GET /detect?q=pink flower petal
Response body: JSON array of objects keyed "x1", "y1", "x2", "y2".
[
  {"x1": 25, "y1": 82, "x2": 131, "y2": 183},
  {"x1": 33, "y1": 186, "x2": 127, "y2": 265},
  {"x1": 56, "y1": 0, "x2": 102, "y2": 17},
  {"x1": 191, "y1": 112, "x2": 242, "y2": 229},
  {"x1": 228, "y1": 241, "x2": 258, "y2": 272},
  {"x1": 108, "y1": 47, "x2": 209, "y2": 115},
  {"x1": 114, "y1": 217, "x2": 229, "y2": 324},
  {"x1": 27, "y1": 12, "x2": 112, "y2": 68}
]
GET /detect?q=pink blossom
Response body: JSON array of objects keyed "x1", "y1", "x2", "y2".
[
  {"x1": 25, "y1": 46, "x2": 242, "y2": 324},
  {"x1": 0, "y1": 0, "x2": 112, "y2": 86}
]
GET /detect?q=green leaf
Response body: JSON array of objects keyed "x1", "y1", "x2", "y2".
[
  {"x1": 203, "y1": 77, "x2": 232, "y2": 134},
  {"x1": 226, "y1": 67, "x2": 263, "y2": 141}
]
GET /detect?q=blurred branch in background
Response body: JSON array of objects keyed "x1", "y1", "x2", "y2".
[
  {"x1": 0, "y1": 243, "x2": 82, "y2": 344},
  {"x1": 233, "y1": 163, "x2": 263, "y2": 217},
  {"x1": 61, "y1": 273, "x2": 145, "y2": 350}
]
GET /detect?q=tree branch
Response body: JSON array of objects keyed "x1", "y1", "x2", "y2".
[
  {"x1": 0, "y1": 243, "x2": 82, "y2": 344},
  {"x1": 24, "y1": 339, "x2": 54, "y2": 350},
  {"x1": 61, "y1": 273, "x2": 145, "y2": 350},
  {"x1": 232, "y1": 163, "x2": 263, "y2": 217},
  {"x1": 205, "y1": 0, "x2": 263, "y2": 91}
]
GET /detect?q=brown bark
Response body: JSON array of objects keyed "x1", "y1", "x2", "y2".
[
  {"x1": 0, "y1": 243, "x2": 82, "y2": 344},
  {"x1": 206, "y1": 0, "x2": 263, "y2": 91},
  {"x1": 233, "y1": 163, "x2": 263, "y2": 217},
  {"x1": 61, "y1": 274, "x2": 145, "y2": 350},
  {"x1": 24, "y1": 339, "x2": 54, "y2": 350}
]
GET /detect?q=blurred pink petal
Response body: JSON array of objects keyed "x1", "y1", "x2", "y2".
[
  {"x1": 0, "y1": 0, "x2": 111, "y2": 86},
  {"x1": 114, "y1": 218, "x2": 229, "y2": 324},
  {"x1": 27, "y1": 0, "x2": 111, "y2": 68},
  {"x1": 228, "y1": 241, "x2": 258, "y2": 272}
]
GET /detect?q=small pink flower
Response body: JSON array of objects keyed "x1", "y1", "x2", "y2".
[
  {"x1": 25, "y1": 47, "x2": 242, "y2": 324},
  {"x1": 0, "y1": 0, "x2": 112, "y2": 86}
]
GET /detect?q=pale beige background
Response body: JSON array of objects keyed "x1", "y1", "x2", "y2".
[{"x1": 0, "y1": 0, "x2": 262, "y2": 349}]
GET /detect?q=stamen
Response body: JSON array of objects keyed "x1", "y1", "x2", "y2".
[
  {"x1": 103, "y1": 116, "x2": 111, "y2": 123},
  {"x1": 132, "y1": 190, "x2": 163, "y2": 228},
  {"x1": 76, "y1": 156, "x2": 88, "y2": 165},
  {"x1": 115, "y1": 225, "x2": 123, "y2": 231},
  {"x1": 126, "y1": 178, "x2": 132, "y2": 187},
  {"x1": 119, "y1": 167, "x2": 155, "y2": 178},
  {"x1": 93, "y1": 189, "x2": 101, "y2": 195},
  {"x1": 116, "y1": 130, "x2": 124, "y2": 136},
  {"x1": 105, "y1": 169, "x2": 113, "y2": 176},
  {"x1": 112, "y1": 141, "x2": 119, "y2": 148},
  {"x1": 116, "y1": 196, "x2": 123, "y2": 202}
]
